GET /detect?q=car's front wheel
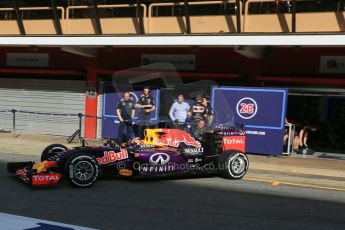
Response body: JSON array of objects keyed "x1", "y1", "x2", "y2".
[
  {"x1": 218, "y1": 150, "x2": 249, "y2": 179},
  {"x1": 41, "y1": 144, "x2": 68, "y2": 161},
  {"x1": 64, "y1": 153, "x2": 99, "y2": 187}
]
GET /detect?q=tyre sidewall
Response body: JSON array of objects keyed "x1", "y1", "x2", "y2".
[
  {"x1": 219, "y1": 151, "x2": 249, "y2": 179},
  {"x1": 64, "y1": 153, "x2": 99, "y2": 187}
]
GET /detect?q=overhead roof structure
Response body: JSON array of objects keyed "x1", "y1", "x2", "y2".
[{"x1": 1, "y1": 34, "x2": 345, "y2": 46}]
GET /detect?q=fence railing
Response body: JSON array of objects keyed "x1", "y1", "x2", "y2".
[
  {"x1": 65, "y1": 4, "x2": 147, "y2": 34},
  {"x1": 0, "y1": 6, "x2": 64, "y2": 35},
  {"x1": 0, "y1": 108, "x2": 240, "y2": 141},
  {"x1": 147, "y1": 0, "x2": 241, "y2": 34},
  {"x1": 0, "y1": 109, "x2": 83, "y2": 142},
  {"x1": 244, "y1": 0, "x2": 345, "y2": 33},
  {"x1": 0, "y1": 1, "x2": 344, "y2": 35}
]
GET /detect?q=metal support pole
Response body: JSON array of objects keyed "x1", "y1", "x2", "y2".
[
  {"x1": 287, "y1": 124, "x2": 292, "y2": 154},
  {"x1": 12, "y1": 0, "x2": 25, "y2": 35},
  {"x1": 136, "y1": 0, "x2": 145, "y2": 34},
  {"x1": 184, "y1": 0, "x2": 191, "y2": 34},
  {"x1": 283, "y1": 124, "x2": 296, "y2": 155},
  {"x1": 235, "y1": 0, "x2": 241, "y2": 33},
  {"x1": 50, "y1": 0, "x2": 63, "y2": 35},
  {"x1": 12, "y1": 109, "x2": 16, "y2": 138},
  {"x1": 292, "y1": 0, "x2": 296, "y2": 33},
  {"x1": 78, "y1": 113, "x2": 82, "y2": 142},
  {"x1": 91, "y1": 0, "x2": 102, "y2": 35}
]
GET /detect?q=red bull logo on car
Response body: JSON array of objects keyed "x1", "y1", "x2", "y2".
[
  {"x1": 96, "y1": 149, "x2": 128, "y2": 165},
  {"x1": 144, "y1": 128, "x2": 201, "y2": 148}
]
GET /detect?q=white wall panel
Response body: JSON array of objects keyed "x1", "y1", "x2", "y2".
[{"x1": 0, "y1": 78, "x2": 85, "y2": 136}]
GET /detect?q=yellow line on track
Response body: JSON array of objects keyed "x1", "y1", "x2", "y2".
[
  {"x1": 244, "y1": 177, "x2": 345, "y2": 192},
  {"x1": 251, "y1": 167, "x2": 345, "y2": 179}
]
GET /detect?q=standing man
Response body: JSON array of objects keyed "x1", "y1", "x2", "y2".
[
  {"x1": 136, "y1": 86, "x2": 156, "y2": 137},
  {"x1": 169, "y1": 94, "x2": 190, "y2": 123},
  {"x1": 202, "y1": 96, "x2": 215, "y2": 125},
  {"x1": 116, "y1": 92, "x2": 135, "y2": 143}
]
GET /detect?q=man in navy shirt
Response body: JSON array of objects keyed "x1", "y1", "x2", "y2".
[
  {"x1": 202, "y1": 96, "x2": 215, "y2": 125},
  {"x1": 116, "y1": 92, "x2": 135, "y2": 143},
  {"x1": 136, "y1": 87, "x2": 156, "y2": 137}
]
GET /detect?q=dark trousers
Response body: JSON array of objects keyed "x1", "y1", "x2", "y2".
[
  {"x1": 137, "y1": 117, "x2": 151, "y2": 138},
  {"x1": 118, "y1": 121, "x2": 134, "y2": 143}
]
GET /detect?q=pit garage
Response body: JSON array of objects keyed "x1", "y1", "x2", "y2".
[{"x1": 0, "y1": 35, "x2": 345, "y2": 155}]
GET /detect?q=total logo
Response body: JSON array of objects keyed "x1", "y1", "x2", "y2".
[
  {"x1": 223, "y1": 138, "x2": 245, "y2": 145},
  {"x1": 149, "y1": 152, "x2": 170, "y2": 165},
  {"x1": 222, "y1": 136, "x2": 246, "y2": 152},
  {"x1": 31, "y1": 173, "x2": 62, "y2": 185},
  {"x1": 236, "y1": 97, "x2": 258, "y2": 119}
]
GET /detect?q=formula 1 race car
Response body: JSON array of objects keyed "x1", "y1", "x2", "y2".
[{"x1": 7, "y1": 124, "x2": 249, "y2": 187}]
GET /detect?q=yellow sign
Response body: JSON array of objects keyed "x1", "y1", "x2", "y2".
[{"x1": 119, "y1": 169, "x2": 133, "y2": 177}]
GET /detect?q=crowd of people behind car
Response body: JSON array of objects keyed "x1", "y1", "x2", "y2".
[
  {"x1": 116, "y1": 87, "x2": 215, "y2": 143},
  {"x1": 117, "y1": 87, "x2": 321, "y2": 154}
]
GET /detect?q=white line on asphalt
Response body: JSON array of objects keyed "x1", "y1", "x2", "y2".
[{"x1": 0, "y1": 212, "x2": 96, "y2": 230}]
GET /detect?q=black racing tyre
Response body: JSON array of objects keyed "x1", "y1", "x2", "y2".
[
  {"x1": 41, "y1": 144, "x2": 68, "y2": 161},
  {"x1": 218, "y1": 150, "x2": 249, "y2": 179},
  {"x1": 64, "y1": 153, "x2": 99, "y2": 187}
]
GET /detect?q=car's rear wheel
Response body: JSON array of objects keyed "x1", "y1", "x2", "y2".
[
  {"x1": 41, "y1": 144, "x2": 68, "y2": 161},
  {"x1": 218, "y1": 150, "x2": 249, "y2": 179},
  {"x1": 64, "y1": 153, "x2": 99, "y2": 187}
]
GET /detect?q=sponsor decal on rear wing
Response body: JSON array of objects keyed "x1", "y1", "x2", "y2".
[{"x1": 222, "y1": 136, "x2": 246, "y2": 153}]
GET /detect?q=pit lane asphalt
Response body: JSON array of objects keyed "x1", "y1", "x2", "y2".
[{"x1": 1, "y1": 152, "x2": 345, "y2": 230}]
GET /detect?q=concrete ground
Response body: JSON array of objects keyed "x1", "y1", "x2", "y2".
[
  {"x1": 1, "y1": 153, "x2": 345, "y2": 230},
  {"x1": 0, "y1": 132, "x2": 102, "y2": 154},
  {"x1": 1, "y1": 133, "x2": 345, "y2": 229}
]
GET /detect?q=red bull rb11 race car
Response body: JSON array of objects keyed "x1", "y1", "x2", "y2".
[{"x1": 7, "y1": 124, "x2": 249, "y2": 187}]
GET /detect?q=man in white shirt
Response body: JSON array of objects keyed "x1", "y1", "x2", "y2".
[{"x1": 169, "y1": 94, "x2": 190, "y2": 122}]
